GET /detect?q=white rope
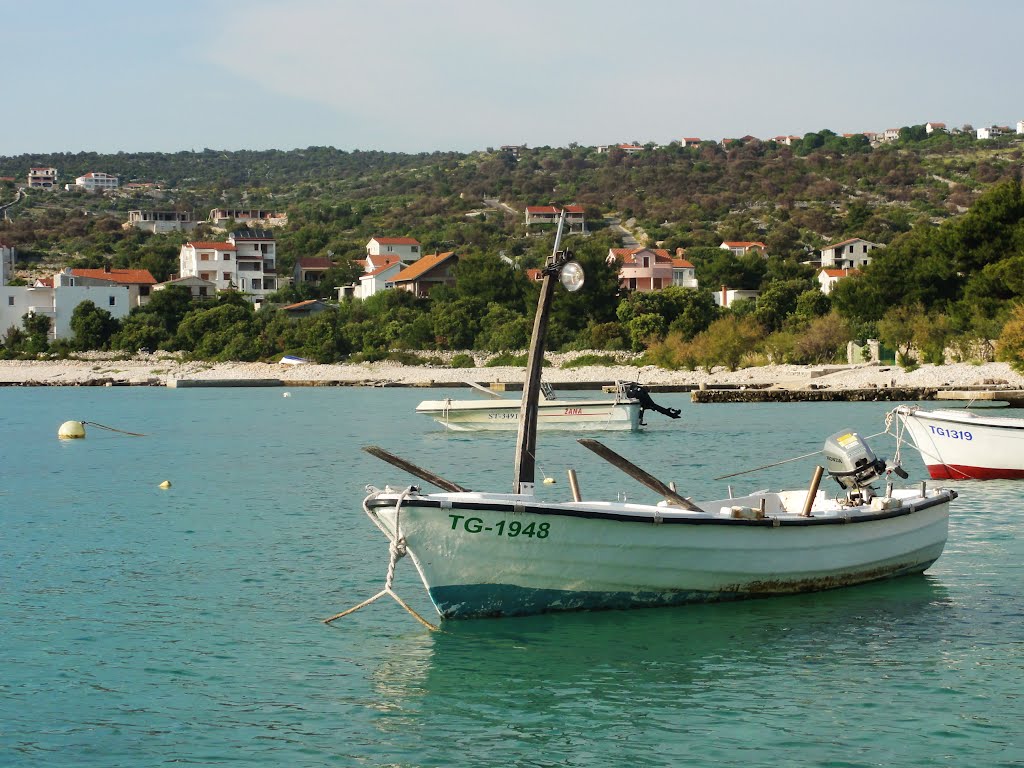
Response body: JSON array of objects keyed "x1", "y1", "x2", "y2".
[{"x1": 324, "y1": 486, "x2": 439, "y2": 631}]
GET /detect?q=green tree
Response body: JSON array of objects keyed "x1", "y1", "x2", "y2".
[{"x1": 69, "y1": 301, "x2": 119, "y2": 351}]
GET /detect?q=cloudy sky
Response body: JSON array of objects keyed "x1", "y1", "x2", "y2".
[{"x1": 3, "y1": 0, "x2": 1021, "y2": 156}]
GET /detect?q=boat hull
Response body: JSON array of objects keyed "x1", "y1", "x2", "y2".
[
  {"x1": 416, "y1": 398, "x2": 641, "y2": 431},
  {"x1": 895, "y1": 405, "x2": 1024, "y2": 480},
  {"x1": 366, "y1": 488, "x2": 952, "y2": 619}
]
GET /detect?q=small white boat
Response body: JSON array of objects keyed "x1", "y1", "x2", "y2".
[
  {"x1": 415, "y1": 381, "x2": 679, "y2": 432},
  {"x1": 327, "y1": 213, "x2": 956, "y2": 627},
  {"x1": 359, "y1": 450, "x2": 953, "y2": 618},
  {"x1": 279, "y1": 355, "x2": 309, "y2": 366},
  {"x1": 893, "y1": 404, "x2": 1024, "y2": 480}
]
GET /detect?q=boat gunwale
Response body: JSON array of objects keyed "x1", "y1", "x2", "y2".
[
  {"x1": 365, "y1": 490, "x2": 955, "y2": 527},
  {"x1": 896, "y1": 405, "x2": 1024, "y2": 431}
]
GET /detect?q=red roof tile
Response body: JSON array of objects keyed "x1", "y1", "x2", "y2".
[
  {"x1": 187, "y1": 241, "x2": 235, "y2": 251},
  {"x1": 393, "y1": 252, "x2": 457, "y2": 283},
  {"x1": 70, "y1": 268, "x2": 157, "y2": 285}
]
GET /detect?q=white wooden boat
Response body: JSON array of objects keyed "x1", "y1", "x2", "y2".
[
  {"x1": 415, "y1": 381, "x2": 679, "y2": 432},
  {"x1": 327, "y1": 214, "x2": 956, "y2": 627},
  {"x1": 893, "y1": 404, "x2": 1024, "y2": 480},
  {"x1": 360, "y1": 465, "x2": 953, "y2": 618}
]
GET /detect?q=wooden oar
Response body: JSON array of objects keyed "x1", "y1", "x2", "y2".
[
  {"x1": 363, "y1": 445, "x2": 469, "y2": 493},
  {"x1": 577, "y1": 439, "x2": 703, "y2": 512}
]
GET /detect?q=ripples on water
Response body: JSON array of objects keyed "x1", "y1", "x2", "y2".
[{"x1": 1, "y1": 388, "x2": 1022, "y2": 767}]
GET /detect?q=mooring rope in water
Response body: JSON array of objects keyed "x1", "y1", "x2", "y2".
[
  {"x1": 323, "y1": 486, "x2": 439, "y2": 632},
  {"x1": 82, "y1": 421, "x2": 147, "y2": 437}
]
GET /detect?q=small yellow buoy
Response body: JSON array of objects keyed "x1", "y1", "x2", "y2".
[
  {"x1": 159, "y1": 480, "x2": 172, "y2": 489},
  {"x1": 58, "y1": 421, "x2": 86, "y2": 439},
  {"x1": 543, "y1": 477, "x2": 556, "y2": 484}
]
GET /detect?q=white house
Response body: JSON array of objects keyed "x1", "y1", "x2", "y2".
[
  {"x1": 882, "y1": 128, "x2": 900, "y2": 142},
  {"x1": 977, "y1": 126, "x2": 1005, "y2": 140},
  {"x1": 0, "y1": 240, "x2": 15, "y2": 285},
  {"x1": 820, "y1": 238, "x2": 881, "y2": 269},
  {"x1": 338, "y1": 254, "x2": 404, "y2": 299},
  {"x1": 178, "y1": 230, "x2": 279, "y2": 300},
  {"x1": 818, "y1": 268, "x2": 860, "y2": 295},
  {"x1": 1017, "y1": 120, "x2": 1024, "y2": 135},
  {"x1": 57, "y1": 266, "x2": 157, "y2": 308},
  {"x1": 925, "y1": 122, "x2": 946, "y2": 135},
  {"x1": 0, "y1": 281, "x2": 133, "y2": 341},
  {"x1": 73, "y1": 172, "x2": 119, "y2": 192},
  {"x1": 714, "y1": 287, "x2": 760, "y2": 308},
  {"x1": 366, "y1": 236, "x2": 421, "y2": 262}
]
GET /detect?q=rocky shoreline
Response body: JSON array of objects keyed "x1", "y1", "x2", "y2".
[{"x1": 2, "y1": 355, "x2": 1024, "y2": 402}]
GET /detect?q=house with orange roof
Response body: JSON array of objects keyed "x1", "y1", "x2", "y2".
[
  {"x1": 818, "y1": 268, "x2": 861, "y2": 295},
  {"x1": 720, "y1": 241, "x2": 767, "y2": 258},
  {"x1": 389, "y1": 252, "x2": 459, "y2": 298},
  {"x1": 280, "y1": 299, "x2": 329, "y2": 318},
  {"x1": 1, "y1": 263, "x2": 158, "y2": 342},
  {"x1": 680, "y1": 137, "x2": 702, "y2": 147},
  {"x1": 607, "y1": 248, "x2": 697, "y2": 292},
  {"x1": 926, "y1": 122, "x2": 947, "y2": 135},
  {"x1": 58, "y1": 265, "x2": 157, "y2": 307},
  {"x1": 178, "y1": 230, "x2": 279, "y2": 300},
  {"x1": 366, "y1": 236, "x2": 421, "y2": 262},
  {"x1": 524, "y1": 204, "x2": 586, "y2": 231},
  {"x1": 596, "y1": 143, "x2": 645, "y2": 155},
  {"x1": 820, "y1": 238, "x2": 880, "y2": 269}
]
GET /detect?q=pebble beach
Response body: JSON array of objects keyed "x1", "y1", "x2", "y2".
[{"x1": 2, "y1": 353, "x2": 1023, "y2": 392}]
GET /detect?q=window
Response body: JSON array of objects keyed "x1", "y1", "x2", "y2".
[
  {"x1": 7, "y1": 296, "x2": 13, "y2": 306},
  {"x1": 198, "y1": 287, "x2": 207, "y2": 296},
  {"x1": 139, "y1": 286, "x2": 150, "y2": 296},
  {"x1": 109, "y1": 296, "x2": 116, "y2": 306},
  {"x1": 201, "y1": 253, "x2": 210, "y2": 261},
  {"x1": 223, "y1": 272, "x2": 231, "y2": 281},
  {"x1": 224, "y1": 254, "x2": 231, "y2": 261},
  {"x1": 252, "y1": 279, "x2": 262, "y2": 290}
]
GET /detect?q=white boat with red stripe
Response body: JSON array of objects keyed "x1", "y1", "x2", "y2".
[{"x1": 893, "y1": 404, "x2": 1024, "y2": 480}]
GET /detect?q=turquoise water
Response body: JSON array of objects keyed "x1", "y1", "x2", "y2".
[{"x1": 2, "y1": 387, "x2": 1022, "y2": 767}]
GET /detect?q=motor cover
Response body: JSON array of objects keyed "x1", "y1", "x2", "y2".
[{"x1": 823, "y1": 430, "x2": 886, "y2": 490}]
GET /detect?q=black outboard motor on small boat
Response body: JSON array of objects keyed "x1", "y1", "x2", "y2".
[
  {"x1": 623, "y1": 382, "x2": 681, "y2": 425},
  {"x1": 823, "y1": 429, "x2": 908, "y2": 501}
]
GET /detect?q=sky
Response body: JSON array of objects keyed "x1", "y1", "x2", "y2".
[{"x1": 3, "y1": 0, "x2": 1023, "y2": 157}]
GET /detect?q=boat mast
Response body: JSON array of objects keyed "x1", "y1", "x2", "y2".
[{"x1": 513, "y1": 213, "x2": 566, "y2": 494}]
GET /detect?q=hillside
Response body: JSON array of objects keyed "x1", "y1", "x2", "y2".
[{"x1": 3, "y1": 129, "x2": 1024, "y2": 369}]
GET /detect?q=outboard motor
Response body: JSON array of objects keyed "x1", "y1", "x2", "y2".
[
  {"x1": 822, "y1": 430, "x2": 908, "y2": 503},
  {"x1": 623, "y1": 382, "x2": 681, "y2": 425}
]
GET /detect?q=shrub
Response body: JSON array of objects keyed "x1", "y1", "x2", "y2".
[
  {"x1": 560, "y1": 354, "x2": 626, "y2": 369},
  {"x1": 449, "y1": 353, "x2": 476, "y2": 368},
  {"x1": 995, "y1": 304, "x2": 1024, "y2": 372}
]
